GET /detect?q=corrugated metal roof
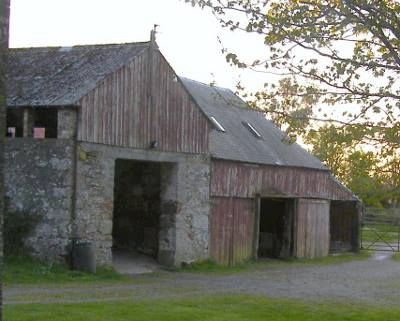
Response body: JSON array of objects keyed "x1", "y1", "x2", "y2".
[
  {"x1": 7, "y1": 42, "x2": 148, "y2": 107},
  {"x1": 181, "y1": 78, "x2": 328, "y2": 171}
]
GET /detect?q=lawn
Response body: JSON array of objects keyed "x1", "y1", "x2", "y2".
[
  {"x1": 4, "y1": 256, "x2": 132, "y2": 286},
  {"x1": 176, "y1": 251, "x2": 370, "y2": 274},
  {"x1": 361, "y1": 226, "x2": 399, "y2": 243},
  {"x1": 392, "y1": 252, "x2": 400, "y2": 261},
  {"x1": 5, "y1": 252, "x2": 370, "y2": 286},
  {"x1": 5, "y1": 295, "x2": 400, "y2": 321}
]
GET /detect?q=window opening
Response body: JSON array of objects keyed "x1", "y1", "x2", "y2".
[
  {"x1": 244, "y1": 121, "x2": 262, "y2": 138},
  {"x1": 33, "y1": 108, "x2": 58, "y2": 138},
  {"x1": 6, "y1": 108, "x2": 23, "y2": 137},
  {"x1": 210, "y1": 116, "x2": 226, "y2": 132}
]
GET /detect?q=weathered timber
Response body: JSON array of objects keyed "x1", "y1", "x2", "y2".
[
  {"x1": 78, "y1": 49, "x2": 210, "y2": 154},
  {"x1": 211, "y1": 160, "x2": 356, "y2": 201}
]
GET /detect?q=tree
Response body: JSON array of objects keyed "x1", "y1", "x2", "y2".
[
  {"x1": 188, "y1": 0, "x2": 400, "y2": 200},
  {"x1": 305, "y1": 125, "x2": 400, "y2": 207},
  {"x1": 189, "y1": 0, "x2": 400, "y2": 138},
  {"x1": 0, "y1": 0, "x2": 10, "y2": 319}
]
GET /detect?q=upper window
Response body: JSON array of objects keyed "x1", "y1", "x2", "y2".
[
  {"x1": 243, "y1": 122, "x2": 262, "y2": 139},
  {"x1": 33, "y1": 108, "x2": 58, "y2": 138},
  {"x1": 210, "y1": 116, "x2": 226, "y2": 132},
  {"x1": 6, "y1": 109, "x2": 23, "y2": 137}
]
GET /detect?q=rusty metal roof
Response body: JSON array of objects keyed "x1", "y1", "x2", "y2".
[
  {"x1": 7, "y1": 42, "x2": 148, "y2": 107},
  {"x1": 181, "y1": 78, "x2": 328, "y2": 170}
]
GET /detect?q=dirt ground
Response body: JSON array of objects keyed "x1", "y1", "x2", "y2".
[{"x1": 5, "y1": 252, "x2": 400, "y2": 305}]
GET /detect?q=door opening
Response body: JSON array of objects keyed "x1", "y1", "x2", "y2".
[
  {"x1": 258, "y1": 198, "x2": 294, "y2": 258},
  {"x1": 112, "y1": 159, "x2": 161, "y2": 272}
]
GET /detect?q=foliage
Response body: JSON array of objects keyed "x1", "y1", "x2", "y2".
[
  {"x1": 305, "y1": 125, "x2": 400, "y2": 206},
  {"x1": 4, "y1": 256, "x2": 130, "y2": 286},
  {"x1": 3, "y1": 205, "x2": 42, "y2": 256},
  {"x1": 5, "y1": 294, "x2": 400, "y2": 321},
  {"x1": 188, "y1": 0, "x2": 400, "y2": 200}
]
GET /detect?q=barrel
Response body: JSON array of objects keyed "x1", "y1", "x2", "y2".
[{"x1": 72, "y1": 240, "x2": 96, "y2": 273}]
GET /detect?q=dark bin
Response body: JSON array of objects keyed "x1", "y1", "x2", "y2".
[{"x1": 72, "y1": 240, "x2": 96, "y2": 273}]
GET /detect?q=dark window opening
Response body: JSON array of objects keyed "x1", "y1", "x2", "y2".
[
  {"x1": 6, "y1": 109, "x2": 23, "y2": 137},
  {"x1": 258, "y1": 198, "x2": 294, "y2": 258},
  {"x1": 33, "y1": 109, "x2": 58, "y2": 138}
]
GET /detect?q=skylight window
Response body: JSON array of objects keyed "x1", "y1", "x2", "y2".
[
  {"x1": 210, "y1": 116, "x2": 226, "y2": 132},
  {"x1": 244, "y1": 122, "x2": 262, "y2": 138}
]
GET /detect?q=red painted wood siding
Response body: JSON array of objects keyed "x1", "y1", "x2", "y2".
[
  {"x1": 211, "y1": 160, "x2": 355, "y2": 201},
  {"x1": 78, "y1": 49, "x2": 210, "y2": 154},
  {"x1": 210, "y1": 197, "x2": 254, "y2": 265}
]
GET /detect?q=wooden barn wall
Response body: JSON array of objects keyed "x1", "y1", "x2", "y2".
[
  {"x1": 211, "y1": 160, "x2": 355, "y2": 201},
  {"x1": 78, "y1": 49, "x2": 210, "y2": 154},
  {"x1": 330, "y1": 201, "x2": 359, "y2": 252},
  {"x1": 294, "y1": 199, "x2": 330, "y2": 259},
  {"x1": 210, "y1": 197, "x2": 254, "y2": 265}
]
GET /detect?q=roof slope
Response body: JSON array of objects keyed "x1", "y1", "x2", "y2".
[
  {"x1": 181, "y1": 78, "x2": 327, "y2": 170},
  {"x1": 7, "y1": 42, "x2": 148, "y2": 107}
]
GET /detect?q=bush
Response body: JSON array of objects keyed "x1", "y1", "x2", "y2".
[{"x1": 4, "y1": 204, "x2": 42, "y2": 256}]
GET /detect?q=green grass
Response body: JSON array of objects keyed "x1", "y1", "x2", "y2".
[
  {"x1": 5, "y1": 251, "x2": 370, "y2": 286},
  {"x1": 392, "y1": 252, "x2": 400, "y2": 261},
  {"x1": 176, "y1": 252, "x2": 370, "y2": 274},
  {"x1": 5, "y1": 295, "x2": 400, "y2": 321},
  {"x1": 361, "y1": 225, "x2": 399, "y2": 243},
  {"x1": 4, "y1": 256, "x2": 132, "y2": 286}
]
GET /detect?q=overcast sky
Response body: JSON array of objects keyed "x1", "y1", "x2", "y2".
[{"x1": 10, "y1": 0, "x2": 268, "y2": 90}]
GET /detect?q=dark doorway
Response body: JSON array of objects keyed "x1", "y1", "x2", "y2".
[
  {"x1": 112, "y1": 160, "x2": 161, "y2": 261},
  {"x1": 330, "y1": 200, "x2": 359, "y2": 253},
  {"x1": 258, "y1": 198, "x2": 294, "y2": 258}
]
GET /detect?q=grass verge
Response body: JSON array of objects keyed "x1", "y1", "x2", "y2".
[
  {"x1": 176, "y1": 251, "x2": 370, "y2": 274},
  {"x1": 4, "y1": 256, "x2": 132, "y2": 286},
  {"x1": 392, "y1": 252, "x2": 400, "y2": 261},
  {"x1": 4, "y1": 295, "x2": 400, "y2": 321}
]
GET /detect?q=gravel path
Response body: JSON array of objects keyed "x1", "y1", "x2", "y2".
[{"x1": 5, "y1": 252, "x2": 400, "y2": 305}]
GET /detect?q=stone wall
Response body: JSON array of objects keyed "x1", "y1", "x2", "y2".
[
  {"x1": 4, "y1": 138, "x2": 75, "y2": 262},
  {"x1": 75, "y1": 142, "x2": 210, "y2": 267},
  {"x1": 175, "y1": 159, "x2": 210, "y2": 264}
]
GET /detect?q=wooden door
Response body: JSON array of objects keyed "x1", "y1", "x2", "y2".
[
  {"x1": 210, "y1": 197, "x2": 254, "y2": 265},
  {"x1": 294, "y1": 198, "x2": 330, "y2": 258}
]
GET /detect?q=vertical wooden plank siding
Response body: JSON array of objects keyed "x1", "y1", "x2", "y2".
[
  {"x1": 77, "y1": 49, "x2": 210, "y2": 154},
  {"x1": 295, "y1": 199, "x2": 330, "y2": 259},
  {"x1": 211, "y1": 160, "x2": 356, "y2": 201},
  {"x1": 210, "y1": 197, "x2": 254, "y2": 265},
  {"x1": 210, "y1": 197, "x2": 233, "y2": 265},
  {"x1": 232, "y1": 199, "x2": 254, "y2": 263}
]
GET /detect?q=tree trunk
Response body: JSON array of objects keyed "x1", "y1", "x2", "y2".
[{"x1": 0, "y1": 0, "x2": 10, "y2": 319}]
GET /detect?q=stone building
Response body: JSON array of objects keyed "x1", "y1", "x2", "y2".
[{"x1": 5, "y1": 35, "x2": 361, "y2": 267}]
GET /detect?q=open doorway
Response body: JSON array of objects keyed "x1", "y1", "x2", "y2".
[
  {"x1": 258, "y1": 198, "x2": 294, "y2": 258},
  {"x1": 330, "y1": 200, "x2": 359, "y2": 253},
  {"x1": 112, "y1": 159, "x2": 161, "y2": 273}
]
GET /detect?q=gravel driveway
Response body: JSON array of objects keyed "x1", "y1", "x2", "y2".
[{"x1": 5, "y1": 252, "x2": 400, "y2": 305}]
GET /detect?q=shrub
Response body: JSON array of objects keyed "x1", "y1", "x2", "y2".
[{"x1": 4, "y1": 202, "x2": 42, "y2": 256}]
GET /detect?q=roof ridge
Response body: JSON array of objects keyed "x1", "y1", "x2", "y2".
[
  {"x1": 180, "y1": 77, "x2": 268, "y2": 116},
  {"x1": 9, "y1": 41, "x2": 150, "y2": 51},
  {"x1": 179, "y1": 76, "x2": 233, "y2": 93}
]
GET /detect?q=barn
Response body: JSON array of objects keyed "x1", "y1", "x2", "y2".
[{"x1": 4, "y1": 33, "x2": 361, "y2": 267}]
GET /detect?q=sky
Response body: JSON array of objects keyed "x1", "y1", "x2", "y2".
[{"x1": 9, "y1": 0, "x2": 267, "y2": 91}]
